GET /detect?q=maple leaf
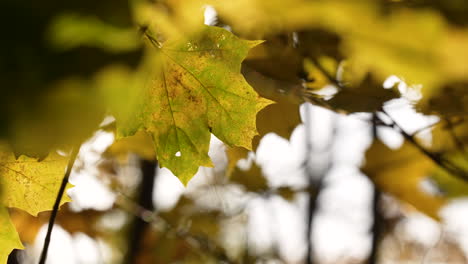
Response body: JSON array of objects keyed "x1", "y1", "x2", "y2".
[
  {"x1": 0, "y1": 148, "x2": 71, "y2": 216},
  {"x1": 0, "y1": 207, "x2": 23, "y2": 263},
  {"x1": 115, "y1": 26, "x2": 271, "y2": 184}
]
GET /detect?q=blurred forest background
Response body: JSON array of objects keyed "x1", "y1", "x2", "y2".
[{"x1": 3, "y1": 0, "x2": 468, "y2": 263}]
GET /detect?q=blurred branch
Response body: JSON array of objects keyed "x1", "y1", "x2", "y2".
[
  {"x1": 309, "y1": 57, "x2": 343, "y2": 89},
  {"x1": 303, "y1": 105, "x2": 336, "y2": 264},
  {"x1": 410, "y1": 120, "x2": 440, "y2": 136},
  {"x1": 7, "y1": 249, "x2": 20, "y2": 264},
  {"x1": 304, "y1": 55, "x2": 468, "y2": 182},
  {"x1": 39, "y1": 146, "x2": 80, "y2": 264},
  {"x1": 368, "y1": 113, "x2": 383, "y2": 264},
  {"x1": 304, "y1": 104, "x2": 316, "y2": 264},
  {"x1": 369, "y1": 190, "x2": 383, "y2": 264},
  {"x1": 116, "y1": 189, "x2": 233, "y2": 263},
  {"x1": 379, "y1": 109, "x2": 468, "y2": 182},
  {"x1": 123, "y1": 159, "x2": 158, "y2": 264},
  {"x1": 445, "y1": 117, "x2": 468, "y2": 156}
]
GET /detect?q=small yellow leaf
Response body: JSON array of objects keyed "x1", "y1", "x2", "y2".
[
  {"x1": 0, "y1": 207, "x2": 23, "y2": 264},
  {"x1": 0, "y1": 147, "x2": 71, "y2": 216}
]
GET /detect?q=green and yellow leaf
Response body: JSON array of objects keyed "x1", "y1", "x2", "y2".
[{"x1": 112, "y1": 26, "x2": 271, "y2": 184}]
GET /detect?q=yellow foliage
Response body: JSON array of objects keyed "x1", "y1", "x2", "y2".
[
  {"x1": 0, "y1": 208, "x2": 23, "y2": 264},
  {"x1": 0, "y1": 146, "x2": 71, "y2": 216},
  {"x1": 363, "y1": 140, "x2": 445, "y2": 219}
]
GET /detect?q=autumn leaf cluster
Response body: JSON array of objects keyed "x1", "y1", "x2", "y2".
[{"x1": 2, "y1": 0, "x2": 468, "y2": 262}]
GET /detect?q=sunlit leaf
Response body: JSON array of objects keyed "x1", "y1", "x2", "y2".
[
  {"x1": 111, "y1": 26, "x2": 271, "y2": 184},
  {"x1": 0, "y1": 207, "x2": 23, "y2": 264},
  {"x1": 0, "y1": 146, "x2": 71, "y2": 216}
]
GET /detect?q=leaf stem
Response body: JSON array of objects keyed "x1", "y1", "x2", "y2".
[
  {"x1": 38, "y1": 146, "x2": 80, "y2": 264},
  {"x1": 140, "y1": 25, "x2": 162, "y2": 49}
]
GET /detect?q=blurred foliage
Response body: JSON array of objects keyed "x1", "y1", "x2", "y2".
[
  {"x1": 0, "y1": 0, "x2": 141, "y2": 157},
  {"x1": 0, "y1": 144, "x2": 70, "y2": 257},
  {"x1": 363, "y1": 140, "x2": 445, "y2": 219},
  {"x1": 231, "y1": 164, "x2": 268, "y2": 193},
  {"x1": 105, "y1": 131, "x2": 156, "y2": 162},
  {"x1": 3, "y1": 0, "x2": 468, "y2": 262}
]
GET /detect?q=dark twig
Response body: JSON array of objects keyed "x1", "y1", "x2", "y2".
[
  {"x1": 369, "y1": 189, "x2": 383, "y2": 264},
  {"x1": 368, "y1": 113, "x2": 383, "y2": 264},
  {"x1": 116, "y1": 190, "x2": 233, "y2": 263},
  {"x1": 7, "y1": 249, "x2": 20, "y2": 264},
  {"x1": 304, "y1": 105, "x2": 316, "y2": 264},
  {"x1": 379, "y1": 109, "x2": 468, "y2": 182},
  {"x1": 308, "y1": 52, "x2": 468, "y2": 183},
  {"x1": 309, "y1": 57, "x2": 343, "y2": 89},
  {"x1": 411, "y1": 120, "x2": 440, "y2": 136},
  {"x1": 304, "y1": 106, "x2": 336, "y2": 264},
  {"x1": 445, "y1": 117, "x2": 468, "y2": 155},
  {"x1": 123, "y1": 159, "x2": 158, "y2": 264},
  {"x1": 38, "y1": 146, "x2": 80, "y2": 264}
]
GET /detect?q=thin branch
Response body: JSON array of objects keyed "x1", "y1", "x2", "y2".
[
  {"x1": 304, "y1": 105, "x2": 336, "y2": 264},
  {"x1": 369, "y1": 189, "x2": 383, "y2": 264},
  {"x1": 123, "y1": 159, "x2": 158, "y2": 264},
  {"x1": 116, "y1": 191, "x2": 233, "y2": 263},
  {"x1": 309, "y1": 57, "x2": 343, "y2": 89},
  {"x1": 368, "y1": 113, "x2": 383, "y2": 264},
  {"x1": 38, "y1": 146, "x2": 80, "y2": 264},
  {"x1": 379, "y1": 109, "x2": 468, "y2": 182},
  {"x1": 306, "y1": 50, "x2": 468, "y2": 183},
  {"x1": 304, "y1": 104, "x2": 315, "y2": 264},
  {"x1": 445, "y1": 117, "x2": 468, "y2": 155},
  {"x1": 411, "y1": 120, "x2": 441, "y2": 136}
]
